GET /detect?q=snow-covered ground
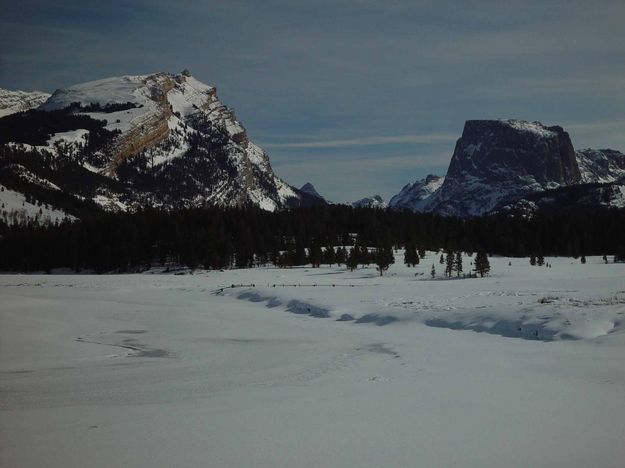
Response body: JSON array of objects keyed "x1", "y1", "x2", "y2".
[{"x1": 1, "y1": 254, "x2": 624, "y2": 467}]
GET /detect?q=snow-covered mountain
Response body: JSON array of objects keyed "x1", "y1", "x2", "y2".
[
  {"x1": 352, "y1": 195, "x2": 387, "y2": 209},
  {"x1": 390, "y1": 119, "x2": 625, "y2": 217},
  {"x1": 0, "y1": 88, "x2": 50, "y2": 118},
  {"x1": 0, "y1": 71, "x2": 321, "y2": 221},
  {"x1": 419, "y1": 120, "x2": 581, "y2": 217},
  {"x1": 388, "y1": 174, "x2": 443, "y2": 210},
  {"x1": 576, "y1": 148, "x2": 625, "y2": 184}
]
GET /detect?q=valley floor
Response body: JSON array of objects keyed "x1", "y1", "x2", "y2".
[{"x1": 1, "y1": 254, "x2": 624, "y2": 467}]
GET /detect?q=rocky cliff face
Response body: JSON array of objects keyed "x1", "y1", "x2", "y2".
[
  {"x1": 388, "y1": 174, "x2": 444, "y2": 210},
  {"x1": 415, "y1": 120, "x2": 582, "y2": 217},
  {"x1": 1, "y1": 71, "x2": 317, "y2": 217},
  {"x1": 0, "y1": 88, "x2": 50, "y2": 118}
]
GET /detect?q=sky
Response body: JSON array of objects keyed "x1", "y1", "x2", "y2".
[{"x1": 1, "y1": 0, "x2": 624, "y2": 202}]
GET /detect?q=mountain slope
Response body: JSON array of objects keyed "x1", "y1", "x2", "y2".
[{"x1": 0, "y1": 71, "x2": 318, "y2": 221}]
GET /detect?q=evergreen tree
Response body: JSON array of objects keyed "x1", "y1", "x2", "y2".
[
  {"x1": 430, "y1": 264, "x2": 436, "y2": 279},
  {"x1": 445, "y1": 250, "x2": 454, "y2": 278},
  {"x1": 537, "y1": 253, "x2": 545, "y2": 267},
  {"x1": 404, "y1": 244, "x2": 419, "y2": 267},
  {"x1": 324, "y1": 246, "x2": 336, "y2": 266},
  {"x1": 439, "y1": 254, "x2": 445, "y2": 264},
  {"x1": 474, "y1": 250, "x2": 490, "y2": 277},
  {"x1": 308, "y1": 242, "x2": 323, "y2": 267},
  {"x1": 335, "y1": 247, "x2": 347, "y2": 266},
  {"x1": 346, "y1": 247, "x2": 359, "y2": 271},
  {"x1": 530, "y1": 254, "x2": 537, "y2": 266},
  {"x1": 418, "y1": 248, "x2": 426, "y2": 259},
  {"x1": 454, "y1": 251, "x2": 463, "y2": 277},
  {"x1": 375, "y1": 246, "x2": 395, "y2": 276}
]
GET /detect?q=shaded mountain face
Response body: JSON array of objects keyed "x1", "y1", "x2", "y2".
[
  {"x1": 0, "y1": 72, "x2": 318, "y2": 222},
  {"x1": 0, "y1": 88, "x2": 50, "y2": 118},
  {"x1": 352, "y1": 194, "x2": 387, "y2": 209},
  {"x1": 300, "y1": 182, "x2": 326, "y2": 201},
  {"x1": 420, "y1": 120, "x2": 581, "y2": 217},
  {"x1": 388, "y1": 174, "x2": 444, "y2": 210}
]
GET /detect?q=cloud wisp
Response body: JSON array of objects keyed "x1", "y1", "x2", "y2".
[{"x1": 260, "y1": 133, "x2": 458, "y2": 149}]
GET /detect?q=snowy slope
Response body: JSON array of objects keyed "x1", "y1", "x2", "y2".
[
  {"x1": 0, "y1": 183, "x2": 75, "y2": 225},
  {"x1": 0, "y1": 88, "x2": 50, "y2": 117}
]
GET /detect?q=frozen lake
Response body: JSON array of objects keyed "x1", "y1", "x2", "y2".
[{"x1": 1, "y1": 254, "x2": 625, "y2": 467}]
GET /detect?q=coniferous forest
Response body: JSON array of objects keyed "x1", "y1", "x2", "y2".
[{"x1": 1, "y1": 205, "x2": 624, "y2": 273}]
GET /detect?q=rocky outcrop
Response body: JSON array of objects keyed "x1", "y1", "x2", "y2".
[{"x1": 418, "y1": 120, "x2": 582, "y2": 217}]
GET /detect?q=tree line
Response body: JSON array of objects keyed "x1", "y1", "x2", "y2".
[{"x1": 0, "y1": 204, "x2": 624, "y2": 273}]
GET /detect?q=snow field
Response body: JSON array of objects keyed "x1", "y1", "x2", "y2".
[{"x1": 1, "y1": 254, "x2": 624, "y2": 467}]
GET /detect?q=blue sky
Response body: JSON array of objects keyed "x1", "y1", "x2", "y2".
[{"x1": 1, "y1": 0, "x2": 624, "y2": 202}]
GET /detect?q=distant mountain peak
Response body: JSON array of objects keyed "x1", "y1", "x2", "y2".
[
  {"x1": 389, "y1": 174, "x2": 443, "y2": 210},
  {"x1": 300, "y1": 182, "x2": 325, "y2": 200},
  {"x1": 352, "y1": 194, "x2": 387, "y2": 209}
]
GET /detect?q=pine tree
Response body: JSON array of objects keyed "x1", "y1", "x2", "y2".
[
  {"x1": 530, "y1": 254, "x2": 536, "y2": 266},
  {"x1": 537, "y1": 253, "x2": 545, "y2": 267},
  {"x1": 375, "y1": 246, "x2": 395, "y2": 276},
  {"x1": 439, "y1": 254, "x2": 444, "y2": 264},
  {"x1": 454, "y1": 251, "x2": 463, "y2": 277},
  {"x1": 324, "y1": 246, "x2": 336, "y2": 266},
  {"x1": 308, "y1": 242, "x2": 322, "y2": 267},
  {"x1": 346, "y1": 247, "x2": 359, "y2": 272},
  {"x1": 335, "y1": 247, "x2": 347, "y2": 266},
  {"x1": 404, "y1": 244, "x2": 419, "y2": 267},
  {"x1": 474, "y1": 250, "x2": 490, "y2": 277},
  {"x1": 430, "y1": 264, "x2": 436, "y2": 279},
  {"x1": 445, "y1": 250, "x2": 454, "y2": 278}
]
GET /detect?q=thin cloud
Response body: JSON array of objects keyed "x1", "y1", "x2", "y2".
[{"x1": 261, "y1": 133, "x2": 457, "y2": 149}]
